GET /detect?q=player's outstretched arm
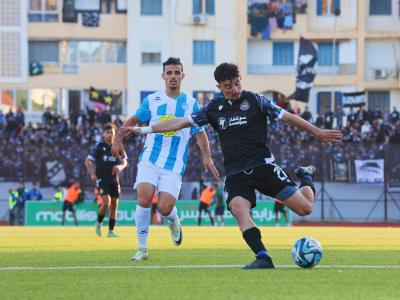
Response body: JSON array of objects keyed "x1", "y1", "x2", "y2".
[
  {"x1": 112, "y1": 116, "x2": 140, "y2": 156},
  {"x1": 196, "y1": 131, "x2": 220, "y2": 179},
  {"x1": 122, "y1": 117, "x2": 191, "y2": 135},
  {"x1": 282, "y1": 111, "x2": 342, "y2": 145}
]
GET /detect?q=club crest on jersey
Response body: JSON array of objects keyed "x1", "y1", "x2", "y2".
[
  {"x1": 240, "y1": 100, "x2": 250, "y2": 111},
  {"x1": 159, "y1": 114, "x2": 178, "y2": 137},
  {"x1": 218, "y1": 117, "x2": 227, "y2": 130}
]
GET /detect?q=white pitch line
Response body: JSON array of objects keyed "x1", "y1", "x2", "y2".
[{"x1": 1, "y1": 265, "x2": 400, "y2": 271}]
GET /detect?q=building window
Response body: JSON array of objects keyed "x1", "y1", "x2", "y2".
[
  {"x1": 193, "y1": 0, "x2": 215, "y2": 15},
  {"x1": 142, "y1": 53, "x2": 161, "y2": 64},
  {"x1": 369, "y1": 0, "x2": 392, "y2": 15},
  {"x1": 368, "y1": 91, "x2": 390, "y2": 111},
  {"x1": 74, "y1": 0, "x2": 101, "y2": 11},
  {"x1": 29, "y1": 0, "x2": 58, "y2": 22},
  {"x1": 317, "y1": 92, "x2": 342, "y2": 114},
  {"x1": 193, "y1": 41, "x2": 215, "y2": 65},
  {"x1": 29, "y1": 41, "x2": 59, "y2": 64},
  {"x1": 272, "y1": 42, "x2": 294, "y2": 66},
  {"x1": 140, "y1": 91, "x2": 156, "y2": 102},
  {"x1": 31, "y1": 89, "x2": 58, "y2": 112},
  {"x1": 0, "y1": 90, "x2": 28, "y2": 113},
  {"x1": 141, "y1": 0, "x2": 162, "y2": 15},
  {"x1": 318, "y1": 42, "x2": 339, "y2": 66},
  {"x1": 317, "y1": 0, "x2": 340, "y2": 16},
  {"x1": 61, "y1": 41, "x2": 126, "y2": 64}
]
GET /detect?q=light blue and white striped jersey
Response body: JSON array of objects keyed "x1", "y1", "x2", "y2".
[{"x1": 135, "y1": 90, "x2": 204, "y2": 175}]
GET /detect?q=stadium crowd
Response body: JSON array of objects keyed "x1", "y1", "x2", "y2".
[{"x1": 0, "y1": 103, "x2": 399, "y2": 186}]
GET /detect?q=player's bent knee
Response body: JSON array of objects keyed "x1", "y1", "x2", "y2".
[{"x1": 296, "y1": 203, "x2": 313, "y2": 216}]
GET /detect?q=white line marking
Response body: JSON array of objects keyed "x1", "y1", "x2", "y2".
[{"x1": 1, "y1": 265, "x2": 400, "y2": 271}]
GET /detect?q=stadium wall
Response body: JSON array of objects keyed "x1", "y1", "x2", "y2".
[{"x1": 1, "y1": 182, "x2": 399, "y2": 223}]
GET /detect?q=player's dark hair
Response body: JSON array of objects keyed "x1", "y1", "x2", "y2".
[
  {"x1": 162, "y1": 57, "x2": 183, "y2": 71},
  {"x1": 103, "y1": 123, "x2": 116, "y2": 132},
  {"x1": 214, "y1": 63, "x2": 240, "y2": 83}
]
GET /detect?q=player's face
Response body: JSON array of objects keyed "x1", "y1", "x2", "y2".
[
  {"x1": 103, "y1": 129, "x2": 115, "y2": 144},
  {"x1": 217, "y1": 76, "x2": 242, "y2": 100},
  {"x1": 162, "y1": 64, "x2": 185, "y2": 90}
]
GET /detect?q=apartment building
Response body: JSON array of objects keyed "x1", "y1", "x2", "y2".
[{"x1": 0, "y1": 0, "x2": 399, "y2": 120}]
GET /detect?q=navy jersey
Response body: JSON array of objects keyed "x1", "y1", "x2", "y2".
[
  {"x1": 88, "y1": 141, "x2": 127, "y2": 182},
  {"x1": 188, "y1": 91, "x2": 285, "y2": 176}
]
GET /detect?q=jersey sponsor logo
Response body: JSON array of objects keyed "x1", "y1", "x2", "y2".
[
  {"x1": 154, "y1": 96, "x2": 161, "y2": 101},
  {"x1": 228, "y1": 116, "x2": 247, "y2": 126},
  {"x1": 102, "y1": 155, "x2": 117, "y2": 162},
  {"x1": 218, "y1": 117, "x2": 227, "y2": 130},
  {"x1": 240, "y1": 100, "x2": 250, "y2": 111},
  {"x1": 159, "y1": 114, "x2": 178, "y2": 137}
]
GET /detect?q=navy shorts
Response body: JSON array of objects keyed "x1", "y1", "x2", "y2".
[{"x1": 225, "y1": 163, "x2": 297, "y2": 210}]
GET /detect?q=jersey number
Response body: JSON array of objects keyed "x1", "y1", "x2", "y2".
[{"x1": 271, "y1": 163, "x2": 288, "y2": 181}]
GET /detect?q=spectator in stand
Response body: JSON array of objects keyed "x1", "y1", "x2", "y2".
[
  {"x1": 5, "y1": 109, "x2": 16, "y2": 138},
  {"x1": 324, "y1": 108, "x2": 334, "y2": 129},
  {"x1": 356, "y1": 106, "x2": 368, "y2": 125},
  {"x1": 300, "y1": 106, "x2": 313, "y2": 123},
  {"x1": 15, "y1": 107, "x2": 25, "y2": 137},
  {"x1": 26, "y1": 182, "x2": 43, "y2": 201},
  {"x1": 315, "y1": 113, "x2": 324, "y2": 128},
  {"x1": 391, "y1": 106, "x2": 399, "y2": 124},
  {"x1": 335, "y1": 105, "x2": 345, "y2": 128},
  {"x1": 347, "y1": 107, "x2": 357, "y2": 127},
  {"x1": 0, "y1": 111, "x2": 5, "y2": 135}
]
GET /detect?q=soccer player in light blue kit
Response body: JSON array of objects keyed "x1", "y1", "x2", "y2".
[{"x1": 113, "y1": 57, "x2": 219, "y2": 260}]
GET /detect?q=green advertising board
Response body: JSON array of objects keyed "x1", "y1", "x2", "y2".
[{"x1": 25, "y1": 201, "x2": 291, "y2": 226}]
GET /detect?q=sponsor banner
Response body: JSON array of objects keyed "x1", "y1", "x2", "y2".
[
  {"x1": 354, "y1": 159, "x2": 384, "y2": 183},
  {"x1": 25, "y1": 201, "x2": 291, "y2": 226}
]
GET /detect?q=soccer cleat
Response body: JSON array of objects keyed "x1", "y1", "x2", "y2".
[
  {"x1": 107, "y1": 231, "x2": 119, "y2": 238},
  {"x1": 168, "y1": 217, "x2": 183, "y2": 246},
  {"x1": 131, "y1": 248, "x2": 149, "y2": 261},
  {"x1": 295, "y1": 165, "x2": 316, "y2": 179},
  {"x1": 243, "y1": 255, "x2": 275, "y2": 270},
  {"x1": 95, "y1": 222, "x2": 102, "y2": 237}
]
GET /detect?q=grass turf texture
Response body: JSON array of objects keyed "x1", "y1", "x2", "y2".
[{"x1": 1, "y1": 226, "x2": 400, "y2": 300}]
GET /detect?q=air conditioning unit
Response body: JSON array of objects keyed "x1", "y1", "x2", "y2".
[
  {"x1": 193, "y1": 14, "x2": 207, "y2": 25},
  {"x1": 374, "y1": 68, "x2": 387, "y2": 79}
]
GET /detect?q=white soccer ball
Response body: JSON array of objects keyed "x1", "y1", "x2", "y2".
[{"x1": 291, "y1": 237, "x2": 323, "y2": 268}]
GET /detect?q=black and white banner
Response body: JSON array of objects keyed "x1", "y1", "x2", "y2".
[
  {"x1": 46, "y1": 161, "x2": 66, "y2": 185},
  {"x1": 354, "y1": 159, "x2": 384, "y2": 183},
  {"x1": 288, "y1": 37, "x2": 318, "y2": 103},
  {"x1": 343, "y1": 91, "x2": 366, "y2": 107}
]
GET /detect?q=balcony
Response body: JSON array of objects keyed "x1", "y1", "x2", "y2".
[
  {"x1": 247, "y1": 1, "x2": 308, "y2": 40},
  {"x1": 28, "y1": 13, "x2": 127, "y2": 40}
]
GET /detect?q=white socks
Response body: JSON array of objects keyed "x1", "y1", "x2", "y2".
[
  {"x1": 163, "y1": 206, "x2": 178, "y2": 224},
  {"x1": 135, "y1": 205, "x2": 151, "y2": 249}
]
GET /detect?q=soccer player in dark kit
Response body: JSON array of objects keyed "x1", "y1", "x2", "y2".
[
  {"x1": 85, "y1": 123, "x2": 127, "y2": 237},
  {"x1": 122, "y1": 63, "x2": 342, "y2": 269}
]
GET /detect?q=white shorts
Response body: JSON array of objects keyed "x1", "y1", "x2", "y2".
[{"x1": 134, "y1": 161, "x2": 182, "y2": 200}]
